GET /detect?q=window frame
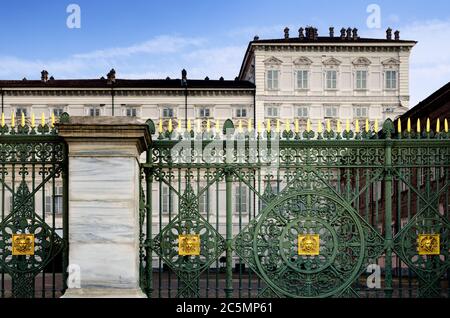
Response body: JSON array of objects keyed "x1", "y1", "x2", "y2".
[
  {"x1": 385, "y1": 70, "x2": 398, "y2": 90},
  {"x1": 355, "y1": 70, "x2": 368, "y2": 90},
  {"x1": 325, "y1": 70, "x2": 338, "y2": 90},
  {"x1": 296, "y1": 69, "x2": 309, "y2": 90},
  {"x1": 266, "y1": 69, "x2": 280, "y2": 91}
]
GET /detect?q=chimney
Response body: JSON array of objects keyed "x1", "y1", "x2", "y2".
[
  {"x1": 394, "y1": 30, "x2": 400, "y2": 40},
  {"x1": 346, "y1": 27, "x2": 352, "y2": 40},
  {"x1": 284, "y1": 27, "x2": 290, "y2": 39},
  {"x1": 107, "y1": 68, "x2": 116, "y2": 84},
  {"x1": 340, "y1": 28, "x2": 346, "y2": 40},
  {"x1": 181, "y1": 69, "x2": 187, "y2": 86},
  {"x1": 219, "y1": 76, "x2": 224, "y2": 81},
  {"x1": 41, "y1": 70, "x2": 49, "y2": 82},
  {"x1": 352, "y1": 28, "x2": 358, "y2": 40},
  {"x1": 298, "y1": 27, "x2": 304, "y2": 39},
  {"x1": 329, "y1": 27, "x2": 334, "y2": 38},
  {"x1": 313, "y1": 28, "x2": 318, "y2": 40},
  {"x1": 386, "y1": 28, "x2": 392, "y2": 40},
  {"x1": 253, "y1": 35, "x2": 259, "y2": 41}
]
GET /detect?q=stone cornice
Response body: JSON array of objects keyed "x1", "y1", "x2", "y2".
[{"x1": 3, "y1": 88, "x2": 255, "y2": 97}]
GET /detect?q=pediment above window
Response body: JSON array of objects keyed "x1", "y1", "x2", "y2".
[
  {"x1": 263, "y1": 56, "x2": 283, "y2": 65},
  {"x1": 381, "y1": 58, "x2": 400, "y2": 66},
  {"x1": 352, "y1": 57, "x2": 372, "y2": 66},
  {"x1": 322, "y1": 57, "x2": 342, "y2": 66},
  {"x1": 293, "y1": 56, "x2": 313, "y2": 66}
]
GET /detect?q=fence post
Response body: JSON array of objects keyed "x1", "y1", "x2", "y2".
[
  {"x1": 383, "y1": 119, "x2": 394, "y2": 298},
  {"x1": 225, "y1": 169, "x2": 234, "y2": 298},
  {"x1": 145, "y1": 147, "x2": 153, "y2": 297},
  {"x1": 58, "y1": 116, "x2": 151, "y2": 298}
]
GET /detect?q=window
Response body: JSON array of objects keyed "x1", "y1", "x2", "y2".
[
  {"x1": 326, "y1": 70, "x2": 337, "y2": 89},
  {"x1": 267, "y1": 70, "x2": 279, "y2": 90},
  {"x1": 53, "y1": 108, "x2": 64, "y2": 117},
  {"x1": 296, "y1": 70, "x2": 308, "y2": 89},
  {"x1": 161, "y1": 186, "x2": 172, "y2": 214},
  {"x1": 324, "y1": 106, "x2": 338, "y2": 118},
  {"x1": 235, "y1": 186, "x2": 248, "y2": 214},
  {"x1": 235, "y1": 108, "x2": 247, "y2": 118},
  {"x1": 45, "y1": 186, "x2": 63, "y2": 214},
  {"x1": 162, "y1": 107, "x2": 174, "y2": 118},
  {"x1": 126, "y1": 108, "x2": 137, "y2": 117},
  {"x1": 266, "y1": 106, "x2": 278, "y2": 118},
  {"x1": 385, "y1": 70, "x2": 397, "y2": 89},
  {"x1": 199, "y1": 190, "x2": 208, "y2": 215},
  {"x1": 353, "y1": 106, "x2": 368, "y2": 118},
  {"x1": 89, "y1": 106, "x2": 100, "y2": 117},
  {"x1": 15, "y1": 107, "x2": 28, "y2": 117},
  {"x1": 356, "y1": 70, "x2": 367, "y2": 89},
  {"x1": 297, "y1": 106, "x2": 309, "y2": 118},
  {"x1": 198, "y1": 107, "x2": 211, "y2": 118}
]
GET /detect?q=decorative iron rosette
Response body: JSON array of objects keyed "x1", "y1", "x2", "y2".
[{"x1": 234, "y1": 182, "x2": 384, "y2": 298}]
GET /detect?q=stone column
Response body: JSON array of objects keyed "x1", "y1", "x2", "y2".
[{"x1": 58, "y1": 117, "x2": 151, "y2": 298}]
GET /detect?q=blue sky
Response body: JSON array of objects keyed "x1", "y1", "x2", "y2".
[{"x1": 0, "y1": 0, "x2": 449, "y2": 106}]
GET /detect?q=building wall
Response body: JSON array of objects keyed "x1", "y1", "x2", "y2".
[{"x1": 245, "y1": 44, "x2": 413, "y2": 127}]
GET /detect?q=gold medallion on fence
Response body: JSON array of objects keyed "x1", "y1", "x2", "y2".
[
  {"x1": 417, "y1": 234, "x2": 440, "y2": 255},
  {"x1": 298, "y1": 234, "x2": 320, "y2": 256},
  {"x1": 12, "y1": 234, "x2": 35, "y2": 256},
  {"x1": 178, "y1": 234, "x2": 200, "y2": 256}
]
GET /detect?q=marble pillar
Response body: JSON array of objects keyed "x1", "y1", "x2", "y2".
[{"x1": 58, "y1": 117, "x2": 151, "y2": 298}]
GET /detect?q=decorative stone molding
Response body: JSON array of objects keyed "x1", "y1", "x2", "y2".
[
  {"x1": 293, "y1": 56, "x2": 313, "y2": 66},
  {"x1": 322, "y1": 57, "x2": 342, "y2": 66},
  {"x1": 381, "y1": 58, "x2": 400, "y2": 66},
  {"x1": 352, "y1": 57, "x2": 372, "y2": 66},
  {"x1": 263, "y1": 56, "x2": 283, "y2": 66}
]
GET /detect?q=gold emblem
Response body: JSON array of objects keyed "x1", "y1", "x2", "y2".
[
  {"x1": 12, "y1": 234, "x2": 35, "y2": 256},
  {"x1": 178, "y1": 234, "x2": 200, "y2": 256},
  {"x1": 298, "y1": 234, "x2": 320, "y2": 256},
  {"x1": 417, "y1": 234, "x2": 440, "y2": 255}
]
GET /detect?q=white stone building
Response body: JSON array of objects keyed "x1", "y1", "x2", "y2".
[
  {"x1": 0, "y1": 26, "x2": 415, "y2": 131},
  {"x1": 239, "y1": 27, "x2": 416, "y2": 128}
]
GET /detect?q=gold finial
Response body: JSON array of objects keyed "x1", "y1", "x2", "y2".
[
  {"x1": 337, "y1": 120, "x2": 341, "y2": 133},
  {"x1": 11, "y1": 112, "x2": 15, "y2": 128},
  {"x1": 407, "y1": 118, "x2": 411, "y2": 133},
  {"x1": 374, "y1": 119, "x2": 379, "y2": 132},
  {"x1": 306, "y1": 119, "x2": 311, "y2": 132},
  {"x1": 276, "y1": 119, "x2": 280, "y2": 133},
  {"x1": 285, "y1": 119, "x2": 290, "y2": 132},
  {"x1": 257, "y1": 120, "x2": 262, "y2": 134},
  {"x1": 326, "y1": 119, "x2": 331, "y2": 132},
  {"x1": 41, "y1": 113, "x2": 45, "y2": 127},
  {"x1": 168, "y1": 118, "x2": 173, "y2": 132},
  {"x1": 417, "y1": 118, "x2": 421, "y2": 133},
  {"x1": 426, "y1": 118, "x2": 430, "y2": 133},
  {"x1": 397, "y1": 119, "x2": 401, "y2": 134},
  {"x1": 436, "y1": 118, "x2": 440, "y2": 133},
  {"x1": 266, "y1": 119, "x2": 271, "y2": 132},
  {"x1": 215, "y1": 120, "x2": 220, "y2": 133},
  {"x1": 365, "y1": 118, "x2": 370, "y2": 133},
  {"x1": 345, "y1": 119, "x2": 350, "y2": 132},
  {"x1": 187, "y1": 119, "x2": 192, "y2": 131},
  {"x1": 206, "y1": 119, "x2": 210, "y2": 132},
  {"x1": 238, "y1": 120, "x2": 243, "y2": 133},
  {"x1": 295, "y1": 119, "x2": 299, "y2": 133},
  {"x1": 1, "y1": 113, "x2": 4, "y2": 127},
  {"x1": 355, "y1": 120, "x2": 360, "y2": 133},
  {"x1": 21, "y1": 112, "x2": 25, "y2": 127},
  {"x1": 31, "y1": 113, "x2": 35, "y2": 128},
  {"x1": 51, "y1": 113, "x2": 55, "y2": 128},
  {"x1": 158, "y1": 119, "x2": 163, "y2": 133},
  {"x1": 248, "y1": 118, "x2": 252, "y2": 132},
  {"x1": 317, "y1": 120, "x2": 322, "y2": 133},
  {"x1": 445, "y1": 119, "x2": 448, "y2": 133}
]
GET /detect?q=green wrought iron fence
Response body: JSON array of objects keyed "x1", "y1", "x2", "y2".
[
  {"x1": 0, "y1": 115, "x2": 68, "y2": 298},
  {"x1": 140, "y1": 118, "x2": 450, "y2": 298}
]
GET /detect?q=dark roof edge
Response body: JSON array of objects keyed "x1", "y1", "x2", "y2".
[{"x1": 399, "y1": 82, "x2": 450, "y2": 119}]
